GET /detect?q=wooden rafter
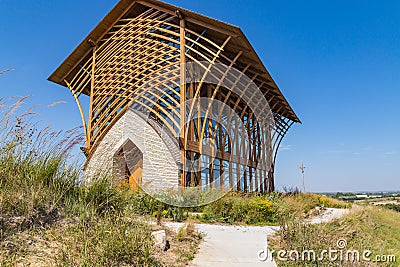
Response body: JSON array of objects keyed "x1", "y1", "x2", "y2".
[{"x1": 48, "y1": 0, "x2": 300, "y2": 193}]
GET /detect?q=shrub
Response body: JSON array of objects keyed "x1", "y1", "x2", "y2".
[
  {"x1": 198, "y1": 191, "x2": 350, "y2": 226},
  {"x1": 384, "y1": 203, "x2": 400, "y2": 212},
  {"x1": 176, "y1": 219, "x2": 196, "y2": 242},
  {"x1": 200, "y1": 192, "x2": 277, "y2": 225},
  {"x1": 124, "y1": 190, "x2": 161, "y2": 216}
]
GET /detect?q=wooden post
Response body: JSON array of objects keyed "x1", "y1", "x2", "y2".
[
  {"x1": 268, "y1": 163, "x2": 275, "y2": 192},
  {"x1": 188, "y1": 83, "x2": 195, "y2": 186},
  {"x1": 88, "y1": 40, "x2": 96, "y2": 149},
  {"x1": 218, "y1": 92, "x2": 224, "y2": 189},
  {"x1": 179, "y1": 12, "x2": 186, "y2": 187}
]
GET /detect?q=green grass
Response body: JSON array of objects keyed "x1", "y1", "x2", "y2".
[{"x1": 270, "y1": 205, "x2": 400, "y2": 266}]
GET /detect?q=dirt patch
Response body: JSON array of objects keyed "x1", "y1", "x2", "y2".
[{"x1": 151, "y1": 221, "x2": 202, "y2": 267}]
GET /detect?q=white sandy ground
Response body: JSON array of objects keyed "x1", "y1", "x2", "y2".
[
  {"x1": 163, "y1": 208, "x2": 350, "y2": 267},
  {"x1": 307, "y1": 207, "x2": 350, "y2": 224}
]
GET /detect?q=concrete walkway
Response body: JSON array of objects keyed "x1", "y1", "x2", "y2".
[
  {"x1": 164, "y1": 208, "x2": 351, "y2": 266},
  {"x1": 165, "y1": 222, "x2": 279, "y2": 267}
]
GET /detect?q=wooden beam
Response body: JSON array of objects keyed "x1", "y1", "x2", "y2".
[{"x1": 179, "y1": 15, "x2": 186, "y2": 187}]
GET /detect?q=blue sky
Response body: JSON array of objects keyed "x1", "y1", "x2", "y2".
[{"x1": 0, "y1": 0, "x2": 399, "y2": 192}]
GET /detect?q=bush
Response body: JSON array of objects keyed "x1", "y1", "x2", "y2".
[
  {"x1": 384, "y1": 203, "x2": 400, "y2": 212},
  {"x1": 124, "y1": 190, "x2": 161, "y2": 216},
  {"x1": 198, "y1": 191, "x2": 350, "y2": 226},
  {"x1": 200, "y1": 192, "x2": 277, "y2": 225}
]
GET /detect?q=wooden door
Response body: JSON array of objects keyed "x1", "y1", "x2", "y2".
[{"x1": 129, "y1": 159, "x2": 142, "y2": 189}]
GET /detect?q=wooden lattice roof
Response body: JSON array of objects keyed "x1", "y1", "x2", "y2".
[{"x1": 48, "y1": 0, "x2": 300, "y2": 123}]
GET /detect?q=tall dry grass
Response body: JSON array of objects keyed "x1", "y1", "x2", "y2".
[{"x1": 0, "y1": 96, "x2": 161, "y2": 266}]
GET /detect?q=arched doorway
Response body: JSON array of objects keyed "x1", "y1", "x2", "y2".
[{"x1": 113, "y1": 139, "x2": 143, "y2": 189}]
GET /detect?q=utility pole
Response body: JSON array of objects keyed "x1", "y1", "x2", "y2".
[{"x1": 299, "y1": 161, "x2": 306, "y2": 193}]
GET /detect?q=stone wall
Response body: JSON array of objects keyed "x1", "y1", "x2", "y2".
[{"x1": 84, "y1": 108, "x2": 180, "y2": 192}]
